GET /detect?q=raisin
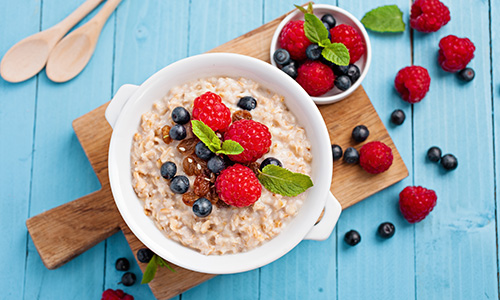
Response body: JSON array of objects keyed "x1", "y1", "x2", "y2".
[
  {"x1": 161, "y1": 125, "x2": 172, "y2": 144},
  {"x1": 247, "y1": 162, "x2": 260, "y2": 176},
  {"x1": 177, "y1": 138, "x2": 198, "y2": 156},
  {"x1": 183, "y1": 155, "x2": 207, "y2": 176},
  {"x1": 207, "y1": 185, "x2": 220, "y2": 204},
  {"x1": 182, "y1": 191, "x2": 197, "y2": 206},
  {"x1": 193, "y1": 174, "x2": 210, "y2": 197},
  {"x1": 232, "y1": 110, "x2": 252, "y2": 123}
]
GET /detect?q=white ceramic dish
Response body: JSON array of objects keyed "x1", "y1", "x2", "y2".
[
  {"x1": 105, "y1": 53, "x2": 342, "y2": 274},
  {"x1": 270, "y1": 4, "x2": 372, "y2": 105}
]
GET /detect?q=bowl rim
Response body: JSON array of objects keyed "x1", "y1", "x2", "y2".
[{"x1": 270, "y1": 4, "x2": 372, "y2": 105}]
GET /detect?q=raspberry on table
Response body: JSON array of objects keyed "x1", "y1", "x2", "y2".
[
  {"x1": 215, "y1": 164, "x2": 262, "y2": 207},
  {"x1": 359, "y1": 141, "x2": 393, "y2": 174},
  {"x1": 399, "y1": 186, "x2": 437, "y2": 223},
  {"x1": 330, "y1": 24, "x2": 366, "y2": 64},
  {"x1": 438, "y1": 35, "x2": 475, "y2": 72},
  {"x1": 394, "y1": 66, "x2": 431, "y2": 103},
  {"x1": 279, "y1": 20, "x2": 312, "y2": 61},
  {"x1": 410, "y1": 0, "x2": 450, "y2": 33},
  {"x1": 192, "y1": 91, "x2": 231, "y2": 132},
  {"x1": 296, "y1": 60, "x2": 335, "y2": 97},
  {"x1": 224, "y1": 119, "x2": 272, "y2": 163},
  {"x1": 101, "y1": 289, "x2": 134, "y2": 300}
]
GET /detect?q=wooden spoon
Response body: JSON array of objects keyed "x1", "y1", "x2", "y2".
[
  {"x1": 46, "y1": 0, "x2": 122, "y2": 83},
  {"x1": 0, "y1": 0, "x2": 104, "y2": 83}
]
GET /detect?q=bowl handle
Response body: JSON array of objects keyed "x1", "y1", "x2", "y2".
[
  {"x1": 105, "y1": 84, "x2": 139, "y2": 129},
  {"x1": 303, "y1": 192, "x2": 342, "y2": 241}
]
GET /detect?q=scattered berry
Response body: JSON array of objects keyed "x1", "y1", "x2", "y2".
[
  {"x1": 334, "y1": 75, "x2": 352, "y2": 91},
  {"x1": 282, "y1": 62, "x2": 298, "y2": 79},
  {"x1": 330, "y1": 24, "x2": 366, "y2": 64},
  {"x1": 359, "y1": 141, "x2": 393, "y2": 174},
  {"x1": 160, "y1": 161, "x2": 177, "y2": 180},
  {"x1": 207, "y1": 155, "x2": 226, "y2": 174},
  {"x1": 344, "y1": 230, "x2": 361, "y2": 246},
  {"x1": 306, "y1": 44, "x2": 322, "y2": 60},
  {"x1": 296, "y1": 60, "x2": 335, "y2": 96},
  {"x1": 394, "y1": 66, "x2": 431, "y2": 104},
  {"x1": 120, "y1": 272, "x2": 136, "y2": 287},
  {"x1": 259, "y1": 157, "x2": 283, "y2": 171},
  {"x1": 171, "y1": 107, "x2": 190, "y2": 125},
  {"x1": 458, "y1": 68, "x2": 475, "y2": 82},
  {"x1": 399, "y1": 186, "x2": 437, "y2": 223},
  {"x1": 438, "y1": 35, "x2": 475, "y2": 72},
  {"x1": 410, "y1": 0, "x2": 450, "y2": 33},
  {"x1": 193, "y1": 197, "x2": 213, "y2": 217},
  {"x1": 352, "y1": 125, "x2": 369, "y2": 143},
  {"x1": 279, "y1": 20, "x2": 312, "y2": 60},
  {"x1": 331, "y1": 144, "x2": 343, "y2": 161},
  {"x1": 441, "y1": 154, "x2": 458, "y2": 170},
  {"x1": 170, "y1": 175, "x2": 189, "y2": 194},
  {"x1": 102, "y1": 289, "x2": 134, "y2": 300},
  {"x1": 427, "y1": 146, "x2": 442, "y2": 162},
  {"x1": 169, "y1": 124, "x2": 186, "y2": 140},
  {"x1": 321, "y1": 14, "x2": 336, "y2": 29},
  {"x1": 215, "y1": 164, "x2": 262, "y2": 207},
  {"x1": 343, "y1": 147, "x2": 359, "y2": 164},
  {"x1": 346, "y1": 64, "x2": 360, "y2": 83},
  {"x1": 377, "y1": 222, "x2": 395, "y2": 239},
  {"x1": 273, "y1": 48, "x2": 291, "y2": 67},
  {"x1": 224, "y1": 119, "x2": 272, "y2": 163},
  {"x1": 115, "y1": 258, "x2": 130, "y2": 271},
  {"x1": 136, "y1": 248, "x2": 154, "y2": 263},
  {"x1": 195, "y1": 141, "x2": 214, "y2": 161},
  {"x1": 192, "y1": 91, "x2": 231, "y2": 132},
  {"x1": 237, "y1": 96, "x2": 257, "y2": 111},
  {"x1": 391, "y1": 109, "x2": 406, "y2": 125}
]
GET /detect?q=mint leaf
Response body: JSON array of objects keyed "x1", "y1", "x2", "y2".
[
  {"x1": 304, "y1": 13, "x2": 329, "y2": 44},
  {"x1": 361, "y1": 5, "x2": 405, "y2": 33},
  {"x1": 294, "y1": 4, "x2": 308, "y2": 14},
  {"x1": 320, "y1": 38, "x2": 331, "y2": 47},
  {"x1": 191, "y1": 120, "x2": 221, "y2": 152},
  {"x1": 258, "y1": 165, "x2": 313, "y2": 197},
  {"x1": 322, "y1": 43, "x2": 350, "y2": 66},
  {"x1": 217, "y1": 140, "x2": 244, "y2": 155},
  {"x1": 157, "y1": 256, "x2": 176, "y2": 273},
  {"x1": 141, "y1": 255, "x2": 158, "y2": 284}
]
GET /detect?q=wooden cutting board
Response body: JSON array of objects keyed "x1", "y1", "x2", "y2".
[{"x1": 26, "y1": 7, "x2": 408, "y2": 300}]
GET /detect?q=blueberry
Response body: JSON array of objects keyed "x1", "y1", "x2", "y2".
[
  {"x1": 332, "y1": 64, "x2": 349, "y2": 76},
  {"x1": 352, "y1": 125, "x2": 369, "y2": 142},
  {"x1": 441, "y1": 154, "x2": 458, "y2": 170},
  {"x1": 193, "y1": 197, "x2": 213, "y2": 218},
  {"x1": 391, "y1": 109, "x2": 406, "y2": 125},
  {"x1": 344, "y1": 230, "x2": 361, "y2": 246},
  {"x1": 120, "y1": 272, "x2": 136, "y2": 286},
  {"x1": 320, "y1": 56, "x2": 335, "y2": 68},
  {"x1": 322, "y1": 21, "x2": 330, "y2": 31},
  {"x1": 427, "y1": 146, "x2": 442, "y2": 162},
  {"x1": 207, "y1": 156, "x2": 226, "y2": 174},
  {"x1": 458, "y1": 68, "x2": 475, "y2": 82},
  {"x1": 259, "y1": 157, "x2": 283, "y2": 171},
  {"x1": 378, "y1": 222, "x2": 395, "y2": 239},
  {"x1": 169, "y1": 124, "x2": 186, "y2": 140},
  {"x1": 306, "y1": 44, "x2": 323, "y2": 61},
  {"x1": 273, "y1": 48, "x2": 291, "y2": 67},
  {"x1": 343, "y1": 147, "x2": 359, "y2": 164},
  {"x1": 136, "y1": 248, "x2": 154, "y2": 263},
  {"x1": 346, "y1": 64, "x2": 361, "y2": 83},
  {"x1": 334, "y1": 75, "x2": 352, "y2": 91},
  {"x1": 115, "y1": 257, "x2": 130, "y2": 271},
  {"x1": 195, "y1": 141, "x2": 214, "y2": 160},
  {"x1": 321, "y1": 14, "x2": 336, "y2": 29},
  {"x1": 170, "y1": 175, "x2": 189, "y2": 194},
  {"x1": 237, "y1": 96, "x2": 257, "y2": 111},
  {"x1": 171, "y1": 107, "x2": 190, "y2": 124},
  {"x1": 160, "y1": 161, "x2": 177, "y2": 179},
  {"x1": 331, "y1": 144, "x2": 343, "y2": 161},
  {"x1": 281, "y1": 62, "x2": 298, "y2": 79}
]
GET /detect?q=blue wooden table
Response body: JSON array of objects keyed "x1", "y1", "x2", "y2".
[{"x1": 1, "y1": 0, "x2": 497, "y2": 299}]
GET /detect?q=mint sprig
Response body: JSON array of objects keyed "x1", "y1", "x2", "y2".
[
  {"x1": 191, "y1": 120, "x2": 244, "y2": 155},
  {"x1": 257, "y1": 165, "x2": 313, "y2": 197},
  {"x1": 361, "y1": 5, "x2": 405, "y2": 33},
  {"x1": 141, "y1": 254, "x2": 176, "y2": 284}
]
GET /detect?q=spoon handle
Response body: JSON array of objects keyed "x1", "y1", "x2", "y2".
[
  {"x1": 54, "y1": 0, "x2": 105, "y2": 38},
  {"x1": 92, "y1": 0, "x2": 123, "y2": 26}
]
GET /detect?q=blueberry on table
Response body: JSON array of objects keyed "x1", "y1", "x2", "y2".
[
  {"x1": 346, "y1": 64, "x2": 361, "y2": 83},
  {"x1": 331, "y1": 144, "x2": 343, "y2": 161},
  {"x1": 352, "y1": 125, "x2": 369, "y2": 142},
  {"x1": 344, "y1": 230, "x2": 361, "y2": 246},
  {"x1": 377, "y1": 222, "x2": 396, "y2": 239},
  {"x1": 120, "y1": 272, "x2": 136, "y2": 286},
  {"x1": 427, "y1": 146, "x2": 442, "y2": 162},
  {"x1": 306, "y1": 44, "x2": 322, "y2": 61},
  {"x1": 259, "y1": 157, "x2": 283, "y2": 171},
  {"x1": 281, "y1": 63, "x2": 298, "y2": 79},
  {"x1": 208, "y1": 156, "x2": 226, "y2": 174},
  {"x1": 458, "y1": 68, "x2": 475, "y2": 82},
  {"x1": 391, "y1": 109, "x2": 406, "y2": 125},
  {"x1": 195, "y1": 141, "x2": 214, "y2": 161},
  {"x1": 136, "y1": 248, "x2": 154, "y2": 263},
  {"x1": 237, "y1": 96, "x2": 257, "y2": 111},
  {"x1": 171, "y1": 106, "x2": 190, "y2": 124},
  {"x1": 160, "y1": 161, "x2": 177, "y2": 179},
  {"x1": 441, "y1": 154, "x2": 458, "y2": 170},
  {"x1": 321, "y1": 13, "x2": 336, "y2": 29},
  {"x1": 273, "y1": 48, "x2": 291, "y2": 67},
  {"x1": 334, "y1": 75, "x2": 352, "y2": 91},
  {"x1": 170, "y1": 175, "x2": 190, "y2": 194},
  {"x1": 193, "y1": 197, "x2": 213, "y2": 217},
  {"x1": 343, "y1": 147, "x2": 359, "y2": 164},
  {"x1": 115, "y1": 257, "x2": 130, "y2": 271},
  {"x1": 169, "y1": 124, "x2": 187, "y2": 140}
]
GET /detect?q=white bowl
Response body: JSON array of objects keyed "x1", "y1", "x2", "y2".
[
  {"x1": 270, "y1": 4, "x2": 372, "y2": 105},
  {"x1": 105, "y1": 53, "x2": 342, "y2": 274}
]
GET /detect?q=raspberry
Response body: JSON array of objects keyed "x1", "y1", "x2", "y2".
[
  {"x1": 359, "y1": 141, "x2": 393, "y2": 174},
  {"x1": 296, "y1": 61, "x2": 335, "y2": 97},
  {"x1": 215, "y1": 164, "x2": 262, "y2": 207},
  {"x1": 410, "y1": 0, "x2": 450, "y2": 33},
  {"x1": 192, "y1": 91, "x2": 231, "y2": 132},
  {"x1": 438, "y1": 35, "x2": 475, "y2": 72},
  {"x1": 279, "y1": 20, "x2": 312, "y2": 61},
  {"x1": 394, "y1": 66, "x2": 431, "y2": 104},
  {"x1": 399, "y1": 186, "x2": 437, "y2": 223},
  {"x1": 330, "y1": 24, "x2": 366, "y2": 64},
  {"x1": 224, "y1": 119, "x2": 272, "y2": 163},
  {"x1": 101, "y1": 289, "x2": 134, "y2": 300}
]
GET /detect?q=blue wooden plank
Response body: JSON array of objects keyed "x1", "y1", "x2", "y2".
[
  {"x1": 0, "y1": 0, "x2": 39, "y2": 298},
  {"x1": 412, "y1": 0, "x2": 497, "y2": 299}
]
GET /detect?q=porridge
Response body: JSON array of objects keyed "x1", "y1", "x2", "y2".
[{"x1": 131, "y1": 76, "x2": 313, "y2": 255}]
